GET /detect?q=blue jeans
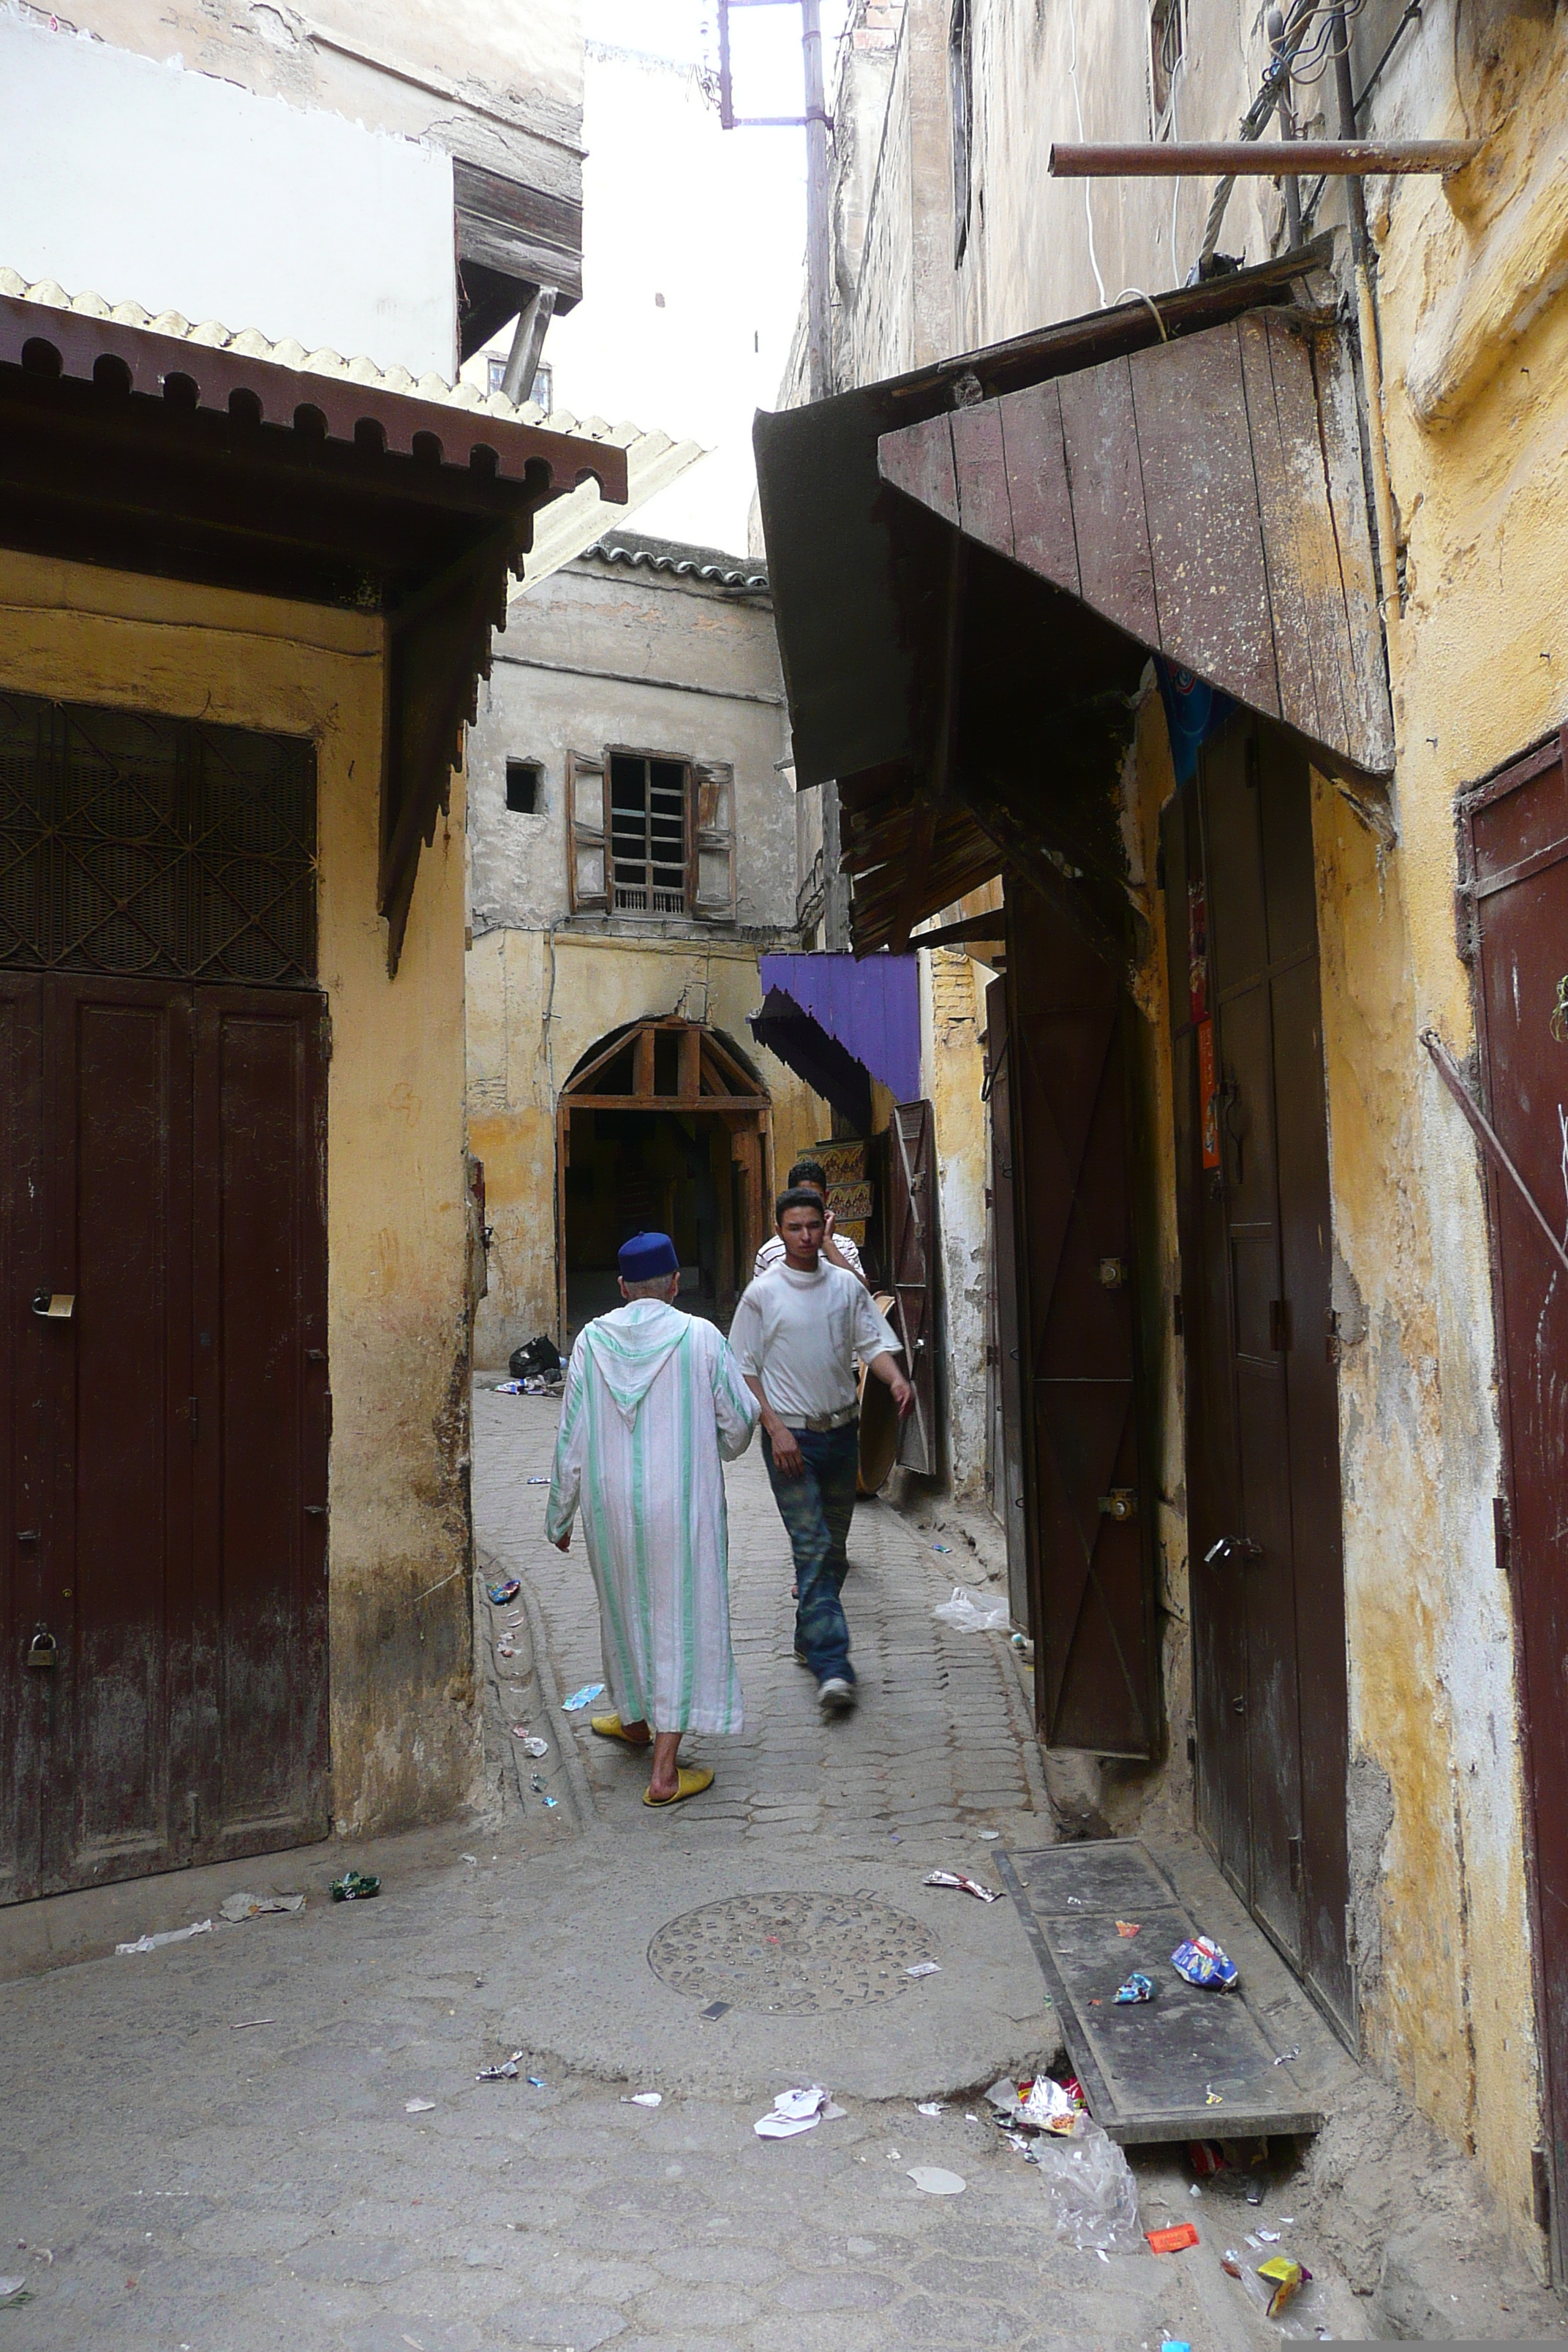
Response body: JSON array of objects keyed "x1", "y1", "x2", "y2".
[{"x1": 763, "y1": 1421, "x2": 860, "y2": 1685}]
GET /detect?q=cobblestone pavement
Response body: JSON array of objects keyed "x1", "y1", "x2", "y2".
[
  {"x1": 0, "y1": 1386, "x2": 1408, "y2": 2348},
  {"x1": 471, "y1": 1387, "x2": 1047, "y2": 1847}
]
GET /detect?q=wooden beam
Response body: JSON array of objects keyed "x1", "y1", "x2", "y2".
[{"x1": 1048, "y1": 137, "x2": 1479, "y2": 177}]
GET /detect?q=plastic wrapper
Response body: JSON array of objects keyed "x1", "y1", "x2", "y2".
[
  {"x1": 1223, "y1": 2248, "x2": 1327, "y2": 2336},
  {"x1": 1020, "y1": 2076, "x2": 1083, "y2": 2133},
  {"x1": 1171, "y1": 1933, "x2": 1239, "y2": 1989},
  {"x1": 1115, "y1": 1970, "x2": 1154, "y2": 2003},
  {"x1": 932, "y1": 1586, "x2": 1009, "y2": 1632},
  {"x1": 1034, "y1": 2119, "x2": 1142, "y2": 2252},
  {"x1": 924, "y1": 1869, "x2": 1003, "y2": 1904}
]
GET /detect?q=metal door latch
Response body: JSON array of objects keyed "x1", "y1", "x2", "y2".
[
  {"x1": 26, "y1": 1627, "x2": 57, "y2": 1669},
  {"x1": 1097, "y1": 1488, "x2": 1137, "y2": 1521},
  {"x1": 1097, "y1": 1257, "x2": 1128, "y2": 1288},
  {"x1": 30, "y1": 1290, "x2": 75, "y2": 1319},
  {"x1": 1205, "y1": 1535, "x2": 1263, "y2": 1564}
]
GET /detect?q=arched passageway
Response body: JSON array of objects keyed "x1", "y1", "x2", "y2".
[{"x1": 557, "y1": 1017, "x2": 771, "y2": 1338}]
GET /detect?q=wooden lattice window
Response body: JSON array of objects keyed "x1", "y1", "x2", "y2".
[
  {"x1": 609, "y1": 752, "x2": 689, "y2": 914},
  {"x1": 0, "y1": 690, "x2": 316, "y2": 984}
]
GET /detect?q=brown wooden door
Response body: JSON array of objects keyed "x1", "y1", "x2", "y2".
[
  {"x1": 1165, "y1": 715, "x2": 1352, "y2": 2031},
  {"x1": 1006, "y1": 902, "x2": 1156, "y2": 1756},
  {"x1": 889, "y1": 1099, "x2": 938, "y2": 1474},
  {"x1": 1461, "y1": 728, "x2": 1568, "y2": 2272},
  {"x1": 1, "y1": 975, "x2": 328, "y2": 1901},
  {"x1": 986, "y1": 975, "x2": 1030, "y2": 1629}
]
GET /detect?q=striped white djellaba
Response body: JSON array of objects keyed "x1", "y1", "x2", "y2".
[{"x1": 545, "y1": 1299, "x2": 759, "y2": 1734}]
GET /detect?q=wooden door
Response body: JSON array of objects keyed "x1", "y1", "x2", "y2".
[
  {"x1": 888, "y1": 1100, "x2": 938, "y2": 1474},
  {"x1": 985, "y1": 976, "x2": 1030, "y2": 1629},
  {"x1": 1461, "y1": 728, "x2": 1568, "y2": 2272},
  {"x1": 1, "y1": 976, "x2": 328, "y2": 1900},
  {"x1": 1166, "y1": 714, "x2": 1352, "y2": 2031},
  {"x1": 1007, "y1": 902, "x2": 1156, "y2": 1756}
]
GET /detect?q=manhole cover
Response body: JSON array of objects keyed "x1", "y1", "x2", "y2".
[{"x1": 647, "y1": 1891, "x2": 937, "y2": 2014}]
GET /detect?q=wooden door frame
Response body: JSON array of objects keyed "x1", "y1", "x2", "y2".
[{"x1": 554, "y1": 1017, "x2": 772, "y2": 1343}]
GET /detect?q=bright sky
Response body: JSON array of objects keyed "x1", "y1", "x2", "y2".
[{"x1": 550, "y1": 0, "x2": 853, "y2": 553}]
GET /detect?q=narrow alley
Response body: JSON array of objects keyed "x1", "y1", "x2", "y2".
[{"x1": 1, "y1": 1391, "x2": 1561, "y2": 2346}]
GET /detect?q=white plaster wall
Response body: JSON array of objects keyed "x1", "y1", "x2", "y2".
[
  {"x1": 0, "y1": 9, "x2": 456, "y2": 372},
  {"x1": 469, "y1": 555, "x2": 793, "y2": 937}
]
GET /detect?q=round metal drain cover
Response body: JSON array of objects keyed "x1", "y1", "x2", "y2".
[{"x1": 647, "y1": 1891, "x2": 936, "y2": 2014}]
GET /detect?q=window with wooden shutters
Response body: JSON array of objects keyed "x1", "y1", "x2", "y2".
[
  {"x1": 565, "y1": 750, "x2": 608, "y2": 914},
  {"x1": 692, "y1": 760, "x2": 737, "y2": 923}
]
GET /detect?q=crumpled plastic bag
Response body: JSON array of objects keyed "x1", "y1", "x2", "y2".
[
  {"x1": 932, "y1": 1586, "x2": 1009, "y2": 1633},
  {"x1": 1034, "y1": 2118, "x2": 1142, "y2": 2253}
]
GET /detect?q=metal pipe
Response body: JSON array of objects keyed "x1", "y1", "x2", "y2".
[
  {"x1": 500, "y1": 285, "x2": 557, "y2": 406},
  {"x1": 802, "y1": 0, "x2": 833, "y2": 401},
  {"x1": 1050, "y1": 137, "x2": 1477, "y2": 176}
]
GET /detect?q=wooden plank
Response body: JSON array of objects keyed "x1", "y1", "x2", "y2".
[
  {"x1": 635, "y1": 1028, "x2": 655, "y2": 1098},
  {"x1": 951, "y1": 400, "x2": 1014, "y2": 560},
  {"x1": 877, "y1": 412, "x2": 959, "y2": 524},
  {"x1": 1129, "y1": 325, "x2": 1282, "y2": 720},
  {"x1": 1056, "y1": 360, "x2": 1161, "y2": 647},
  {"x1": 1316, "y1": 328, "x2": 1396, "y2": 773},
  {"x1": 998, "y1": 380, "x2": 1081, "y2": 596},
  {"x1": 998, "y1": 1841, "x2": 1325, "y2": 2144},
  {"x1": 1237, "y1": 316, "x2": 1346, "y2": 758},
  {"x1": 678, "y1": 1025, "x2": 701, "y2": 1103}
]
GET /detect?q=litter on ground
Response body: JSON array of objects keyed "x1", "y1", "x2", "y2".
[
  {"x1": 562, "y1": 1682, "x2": 606, "y2": 1711},
  {"x1": 404, "y1": 2098, "x2": 435, "y2": 2114},
  {"x1": 486, "y1": 1579, "x2": 521, "y2": 1606},
  {"x1": 1172, "y1": 1934, "x2": 1239, "y2": 1989},
  {"x1": 905, "y1": 1961, "x2": 941, "y2": 1978},
  {"x1": 924, "y1": 1869, "x2": 1002, "y2": 1903},
  {"x1": 916, "y1": 2101, "x2": 944, "y2": 2117},
  {"x1": 932, "y1": 1586, "x2": 1009, "y2": 1632},
  {"x1": 755, "y1": 2084, "x2": 830, "y2": 2138},
  {"x1": 329, "y1": 1870, "x2": 380, "y2": 1902},
  {"x1": 477, "y1": 2052, "x2": 526, "y2": 2082},
  {"x1": 218, "y1": 1892, "x2": 304, "y2": 1922},
  {"x1": 1147, "y1": 2223, "x2": 1201, "y2": 2254},
  {"x1": 627, "y1": 2092, "x2": 662, "y2": 2107},
  {"x1": 908, "y1": 2166, "x2": 966, "y2": 2194},
  {"x1": 116, "y1": 1920, "x2": 213, "y2": 1956}
]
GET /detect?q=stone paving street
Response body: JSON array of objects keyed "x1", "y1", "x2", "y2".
[{"x1": 1, "y1": 1385, "x2": 1553, "y2": 2346}]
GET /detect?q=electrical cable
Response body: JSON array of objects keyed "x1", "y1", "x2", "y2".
[{"x1": 1066, "y1": 0, "x2": 1110, "y2": 304}]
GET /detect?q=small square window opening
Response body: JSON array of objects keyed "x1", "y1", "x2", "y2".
[
  {"x1": 486, "y1": 357, "x2": 553, "y2": 410},
  {"x1": 505, "y1": 759, "x2": 543, "y2": 815}
]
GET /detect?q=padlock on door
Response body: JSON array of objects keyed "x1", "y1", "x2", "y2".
[{"x1": 26, "y1": 1627, "x2": 58, "y2": 1669}]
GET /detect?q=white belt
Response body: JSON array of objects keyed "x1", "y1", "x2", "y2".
[{"x1": 798, "y1": 1405, "x2": 859, "y2": 1433}]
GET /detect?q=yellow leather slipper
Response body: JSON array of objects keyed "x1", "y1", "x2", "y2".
[
  {"x1": 643, "y1": 1766, "x2": 715, "y2": 1808},
  {"x1": 591, "y1": 1714, "x2": 650, "y2": 1745}
]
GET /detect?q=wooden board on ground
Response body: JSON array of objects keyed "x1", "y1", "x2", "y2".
[{"x1": 996, "y1": 1839, "x2": 1324, "y2": 2144}]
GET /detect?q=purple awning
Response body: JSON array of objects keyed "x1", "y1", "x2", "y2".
[{"x1": 756, "y1": 953, "x2": 919, "y2": 1106}]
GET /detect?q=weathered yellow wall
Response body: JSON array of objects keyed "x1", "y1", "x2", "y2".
[
  {"x1": 0, "y1": 549, "x2": 478, "y2": 1840},
  {"x1": 1317, "y1": 28, "x2": 1568, "y2": 2231},
  {"x1": 921, "y1": 949, "x2": 992, "y2": 1496},
  {"x1": 468, "y1": 930, "x2": 828, "y2": 1360}
]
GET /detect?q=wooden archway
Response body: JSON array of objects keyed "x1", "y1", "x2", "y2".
[{"x1": 556, "y1": 1018, "x2": 772, "y2": 1338}]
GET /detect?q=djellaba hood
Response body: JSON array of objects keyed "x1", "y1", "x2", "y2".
[{"x1": 578, "y1": 1297, "x2": 690, "y2": 1423}]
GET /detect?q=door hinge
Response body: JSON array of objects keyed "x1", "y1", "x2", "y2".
[
  {"x1": 1270, "y1": 1298, "x2": 1293, "y2": 1352},
  {"x1": 1533, "y1": 2145, "x2": 1552, "y2": 2236},
  {"x1": 1288, "y1": 1833, "x2": 1303, "y2": 1891},
  {"x1": 1097, "y1": 1488, "x2": 1137, "y2": 1522},
  {"x1": 1173, "y1": 1290, "x2": 1184, "y2": 1338}
]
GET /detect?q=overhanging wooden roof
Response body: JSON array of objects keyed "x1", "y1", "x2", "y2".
[
  {"x1": 753, "y1": 239, "x2": 1395, "y2": 963},
  {"x1": 0, "y1": 287, "x2": 629, "y2": 973}
]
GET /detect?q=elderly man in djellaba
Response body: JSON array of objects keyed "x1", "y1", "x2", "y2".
[{"x1": 545, "y1": 1231, "x2": 759, "y2": 1806}]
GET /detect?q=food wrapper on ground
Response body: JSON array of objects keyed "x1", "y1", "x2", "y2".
[
  {"x1": 1019, "y1": 2075, "x2": 1086, "y2": 2133},
  {"x1": 1035, "y1": 2119, "x2": 1141, "y2": 2252},
  {"x1": 486, "y1": 1578, "x2": 521, "y2": 1605},
  {"x1": 924, "y1": 1869, "x2": 1003, "y2": 1903},
  {"x1": 328, "y1": 1870, "x2": 380, "y2": 1902},
  {"x1": 1115, "y1": 1971, "x2": 1155, "y2": 2003},
  {"x1": 1259, "y1": 2254, "x2": 1311, "y2": 2316},
  {"x1": 1171, "y1": 1933, "x2": 1239, "y2": 1989},
  {"x1": 1147, "y1": 2222, "x2": 1201, "y2": 2253}
]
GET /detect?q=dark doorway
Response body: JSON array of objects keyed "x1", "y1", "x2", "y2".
[
  {"x1": 555, "y1": 1019, "x2": 770, "y2": 1341},
  {"x1": 1460, "y1": 728, "x2": 1568, "y2": 2274},
  {"x1": 1006, "y1": 896, "x2": 1157, "y2": 1755},
  {"x1": 0, "y1": 693, "x2": 329, "y2": 1904},
  {"x1": 1163, "y1": 713, "x2": 1352, "y2": 2034}
]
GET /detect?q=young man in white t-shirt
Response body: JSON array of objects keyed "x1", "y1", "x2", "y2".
[
  {"x1": 752, "y1": 1158, "x2": 867, "y2": 1286},
  {"x1": 729, "y1": 1190, "x2": 912, "y2": 1714}
]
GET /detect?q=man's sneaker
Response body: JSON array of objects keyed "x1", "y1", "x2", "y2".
[{"x1": 818, "y1": 1676, "x2": 856, "y2": 1715}]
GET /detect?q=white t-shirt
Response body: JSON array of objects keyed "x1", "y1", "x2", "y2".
[
  {"x1": 728, "y1": 1262, "x2": 899, "y2": 1425},
  {"x1": 753, "y1": 1229, "x2": 865, "y2": 1283}
]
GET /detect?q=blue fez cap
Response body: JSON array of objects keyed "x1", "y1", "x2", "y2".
[{"x1": 619, "y1": 1230, "x2": 679, "y2": 1280}]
